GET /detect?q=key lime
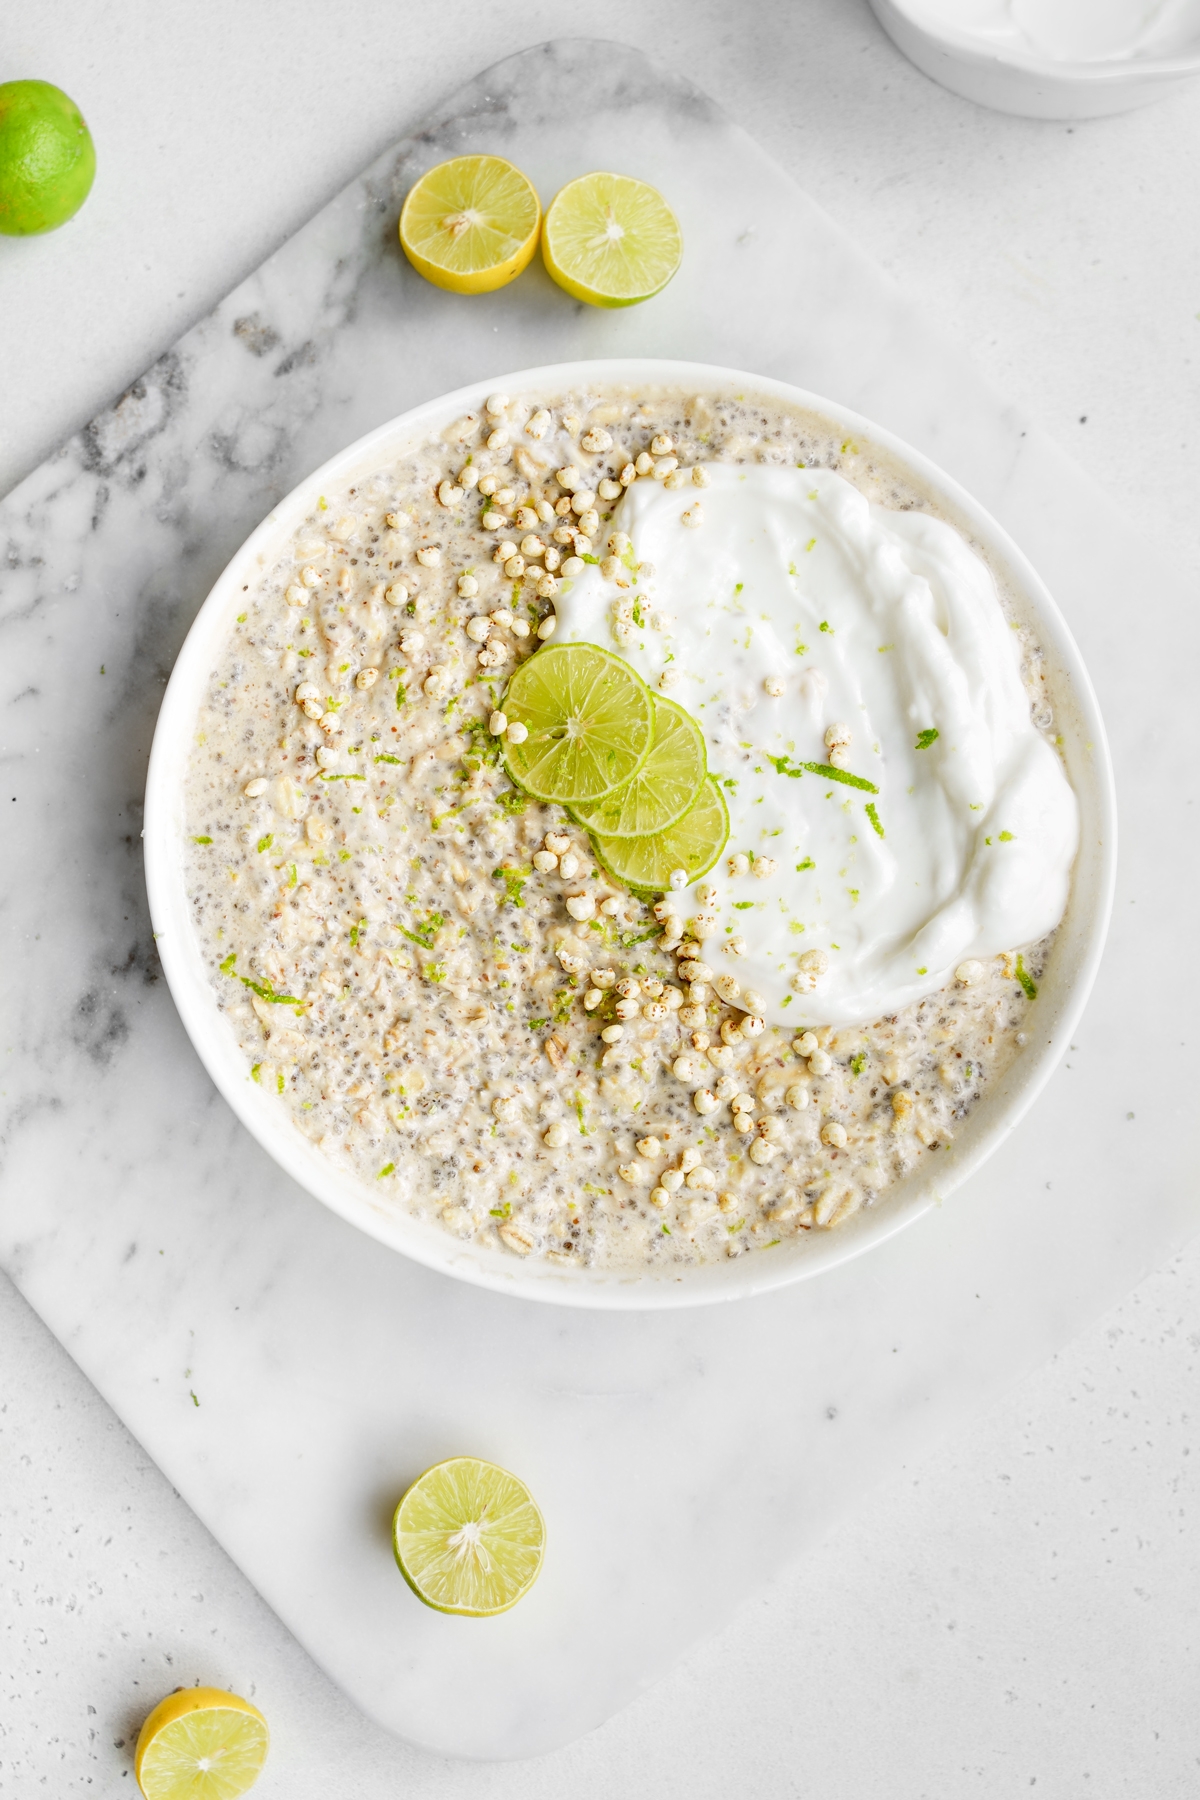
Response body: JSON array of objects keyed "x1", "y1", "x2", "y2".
[
  {"x1": 592, "y1": 776, "x2": 729, "y2": 894},
  {"x1": 134, "y1": 1687, "x2": 269, "y2": 1800},
  {"x1": 541, "y1": 171, "x2": 682, "y2": 307},
  {"x1": 572, "y1": 695, "x2": 706, "y2": 837},
  {"x1": 502, "y1": 642, "x2": 655, "y2": 806},
  {"x1": 0, "y1": 79, "x2": 95, "y2": 236},
  {"x1": 400, "y1": 154, "x2": 540, "y2": 294},
  {"x1": 392, "y1": 1456, "x2": 545, "y2": 1617}
]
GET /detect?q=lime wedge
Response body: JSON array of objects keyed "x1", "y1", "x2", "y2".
[
  {"x1": 392, "y1": 1456, "x2": 545, "y2": 1617},
  {"x1": 134, "y1": 1687, "x2": 269, "y2": 1800},
  {"x1": 502, "y1": 642, "x2": 655, "y2": 805},
  {"x1": 400, "y1": 155, "x2": 541, "y2": 294},
  {"x1": 572, "y1": 696, "x2": 706, "y2": 838},
  {"x1": 592, "y1": 777, "x2": 730, "y2": 894},
  {"x1": 541, "y1": 172, "x2": 682, "y2": 308}
]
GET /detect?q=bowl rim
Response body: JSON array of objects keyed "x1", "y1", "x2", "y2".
[
  {"x1": 874, "y1": 0, "x2": 1200, "y2": 80},
  {"x1": 144, "y1": 357, "x2": 1117, "y2": 1310}
]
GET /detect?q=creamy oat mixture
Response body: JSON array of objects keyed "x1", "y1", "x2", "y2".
[{"x1": 185, "y1": 386, "x2": 1062, "y2": 1270}]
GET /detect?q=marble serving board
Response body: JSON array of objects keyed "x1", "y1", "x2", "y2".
[{"x1": 1, "y1": 39, "x2": 1196, "y2": 1761}]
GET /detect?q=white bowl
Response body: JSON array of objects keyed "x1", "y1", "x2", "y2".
[
  {"x1": 870, "y1": 0, "x2": 1200, "y2": 118},
  {"x1": 144, "y1": 359, "x2": 1116, "y2": 1310}
]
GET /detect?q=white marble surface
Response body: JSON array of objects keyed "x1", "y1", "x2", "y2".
[{"x1": 2, "y1": 5, "x2": 1199, "y2": 1792}]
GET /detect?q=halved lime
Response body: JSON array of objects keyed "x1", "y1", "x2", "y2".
[
  {"x1": 502, "y1": 642, "x2": 655, "y2": 805},
  {"x1": 400, "y1": 154, "x2": 540, "y2": 294},
  {"x1": 572, "y1": 696, "x2": 706, "y2": 838},
  {"x1": 541, "y1": 172, "x2": 682, "y2": 308},
  {"x1": 134, "y1": 1687, "x2": 269, "y2": 1800},
  {"x1": 592, "y1": 776, "x2": 729, "y2": 894},
  {"x1": 392, "y1": 1456, "x2": 545, "y2": 1617}
]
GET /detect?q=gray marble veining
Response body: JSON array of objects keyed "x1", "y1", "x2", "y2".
[{"x1": 0, "y1": 39, "x2": 1195, "y2": 1758}]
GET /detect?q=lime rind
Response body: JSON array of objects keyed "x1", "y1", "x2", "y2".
[
  {"x1": 392, "y1": 1456, "x2": 545, "y2": 1618},
  {"x1": 570, "y1": 696, "x2": 706, "y2": 838},
  {"x1": 502, "y1": 643, "x2": 655, "y2": 805},
  {"x1": 592, "y1": 777, "x2": 730, "y2": 894},
  {"x1": 0, "y1": 80, "x2": 96, "y2": 237}
]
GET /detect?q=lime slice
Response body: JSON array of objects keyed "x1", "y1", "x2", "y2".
[
  {"x1": 0, "y1": 80, "x2": 96, "y2": 237},
  {"x1": 400, "y1": 155, "x2": 540, "y2": 294},
  {"x1": 134, "y1": 1688, "x2": 269, "y2": 1800},
  {"x1": 502, "y1": 642, "x2": 655, "y2": 805},
  {"x1": 392, "y1": 1456, "x2": 545, "y2": 1617},
  {"x1": 572, "y1": 696, "x2": 706, "y2": 838},
  {"x1": 592, "y1": 776, "x2": 729, "y2": 894},
  {"x1": 541, "y1": 172, "x2": 682, "y2": 308}
]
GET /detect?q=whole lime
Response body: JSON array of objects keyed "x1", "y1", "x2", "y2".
[{"x1": 0, "y1": 79, "x2": 95, "y2": 236}]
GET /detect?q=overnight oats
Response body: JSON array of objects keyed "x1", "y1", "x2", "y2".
[{"x1": 184, "y1": 384, "x2": 1079, "y2": 1270}]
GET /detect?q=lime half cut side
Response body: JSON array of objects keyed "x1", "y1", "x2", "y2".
[
  {"x1": 399, "y1": 154, "x2": 541, "y2": 294},
  {"x1": 134, "y1": 1687, "x2": 269, "y2": 1800},
  {"x1": 393, "y1": 1456, "x2": 545, "y2": 1617},
  {"x1": 592, "y1": 776, "x2": 730, "y2": 895},
  {"x1": 502, "y1": 642, "x2": 655, "y2": 805},
  {"x1": 571, "y1": 695, "x2": 706, "y2": 838},
  {"x1": 541, "y1": 171, "x2": 682, "y2": 308}
]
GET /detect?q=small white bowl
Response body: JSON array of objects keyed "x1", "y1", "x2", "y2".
[
  {"x1": 870, "y1": 0, "x2": 1200, "y2": 118},
  {"x1": 144, "y1": 359, "x2": 1115, "y2": 1310}
]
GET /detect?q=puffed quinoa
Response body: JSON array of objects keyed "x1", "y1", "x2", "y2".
[
  {"x1": 763, "y1": 676, "x2": 785, "y2": 697},
  {"x1": 243, "y1": 778, "x2": 268, "y2": 797},
  {"x1": 543, "y1": 1122, "x2": 569, "y2": 1148},
  {"x1": 808, "y1": 1048, "x2": 833, "y2": 1075},
  {"x1": 821, "y1": 1120, "x2": 848, "y2": 1148},
  {"x1": 505, "y1": 720, "x2": 528, "y2": 744}
]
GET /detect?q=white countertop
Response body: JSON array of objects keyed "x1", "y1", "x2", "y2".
[{"x1": 3, "y1": 3, "x2": 1198, "y2": 1792}]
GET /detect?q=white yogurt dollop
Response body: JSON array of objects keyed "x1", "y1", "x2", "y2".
[{"x1": 554, "y1": 464, "x2": 1078, "y2": 1029}]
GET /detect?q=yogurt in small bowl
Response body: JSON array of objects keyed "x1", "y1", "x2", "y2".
[{"x1": 870, "y1": 0, "x2": 1200, "y2": 117}]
